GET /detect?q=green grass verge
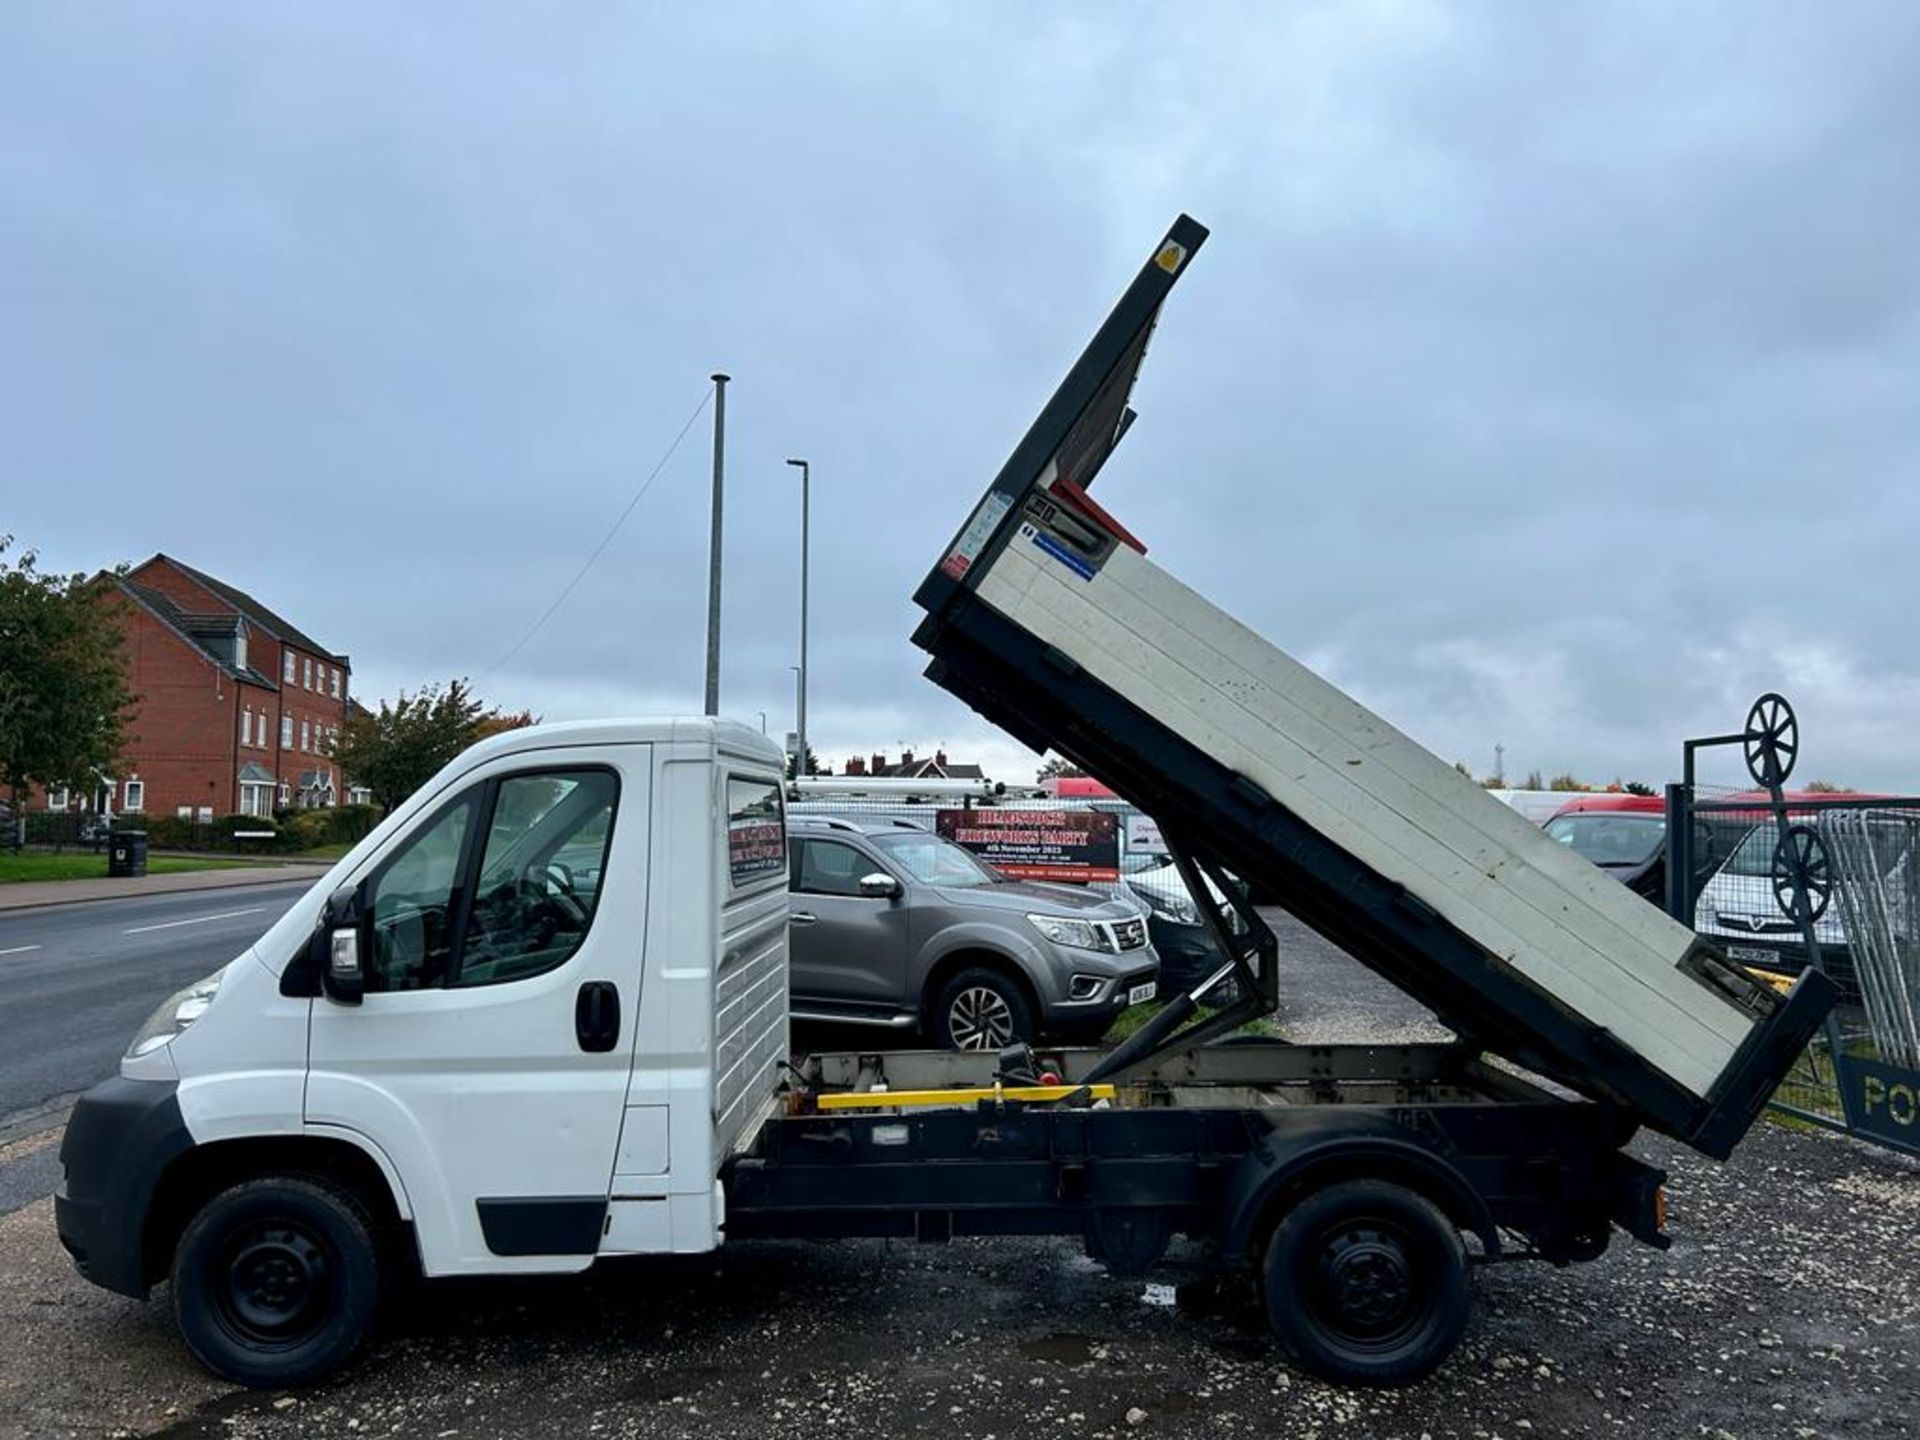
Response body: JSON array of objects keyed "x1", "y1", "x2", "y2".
[
  {"x1": 0, "y1": 851, "x2": 265, "y2": 884},
  {"x1": 1100, "y1": 999, "x2": 1280, "y2": 1044},
  {"x1": 293, "y1": 843, "x2": 354, "y2": 862}
]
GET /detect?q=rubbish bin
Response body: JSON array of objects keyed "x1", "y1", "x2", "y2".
[{"x1": 108, "y1": 829, "x2": 148, "y2": 878}]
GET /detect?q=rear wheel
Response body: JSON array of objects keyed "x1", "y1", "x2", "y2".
[
  {"x1": 1262, "y1": 1179, "x2": 1468, "y2": 1387},
  {"x1": 171, "y1": 1175, "x2": 384, "y2": 1387},
  {"x1": 931, "y1": 966, "x2": 1034, "y2": 1051}
]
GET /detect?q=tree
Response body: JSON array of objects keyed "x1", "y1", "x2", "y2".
[
  {"x1": 1523, "y1": 770, "x2": 1545, "y2": 791},
  {"x1": 786, "y1": 745, "x2": 821, "y2": 781},
  {"x1": 1623, "y1": 780, "x2": 1657, "y2": 797},
  {"x1": 330, "y1": 679, "x2": 532, "y2": 810},
  {"x1": 1036, "y1": 754, "x2": 1085, "y2": 784},
  {"x1": 0, "y1": 539, "x2": 133, "y2": 844},
  {"x1": 1546, "y1": 773, "x2": 1588, "y2": 792},
  {"x1": 1802, "y1": 779, "x2": 1853, "y2": 794}
]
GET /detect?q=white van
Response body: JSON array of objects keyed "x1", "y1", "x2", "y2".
[{"x1": 58, "y1": 719, "x2": 789, "y2": 1380}]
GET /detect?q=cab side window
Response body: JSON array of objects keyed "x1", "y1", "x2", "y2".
[
  {"x1": 456, "y1": 771, "x2": 619, "y2": 988},
  {"x1": 365, "y1": 796, "x2": 477, "y2": 993},
  {"x1": 359, "y1": 768, "x2": 618, "y2": 994},
  {"x1": 795, "y1": 838, "x2": 876, "y2": 898}
]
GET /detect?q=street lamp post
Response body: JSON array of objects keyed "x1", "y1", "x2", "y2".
[
  {"x1": 704, "y1": 373, "x2": 731, "y2": 717},
  {"x1": 786, "y1": 458, "x2": 810, "y2": 776}
]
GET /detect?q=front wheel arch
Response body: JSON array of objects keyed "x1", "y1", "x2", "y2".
[
  {"x1": 924, "y1": 956, "x2": 1041, "y2": 1050},
  {"x1": 920, "y1": 950, "x2": 1041, "y2": 1032},
  {"x1": 144, "y1": 1135, "x2": 413, "y2": 1292}
]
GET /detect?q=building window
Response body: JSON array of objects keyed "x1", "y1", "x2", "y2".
[
  {"x1": 278, "y1": 781, "x2": 291, "y2": 807},
  {"x1": 48, "y1": 787, "x2": 69, "y2": 810},
  {"x1": 331, "y1": 668, "x2": 342, "y2": 699},
  {"x1": 123, "y1": 780, "x2": 144, "y2": 813},
  {"x1": 239, "y1": 782, "x2": 274, "y2": 817},
  {"x1": 301, "y1": 720, "x2": 311, "y2": 752},
  {"x1": 234, "y1": 631, "x2": 248, "y2": 672},
  {"x1": 303, "y1": 657, "x2": 312, "y2": 690},
  {"x1": 177, "y1": 806, "x2": 193, "y2": 820},
  {"x1": 284, "y1": 650, "x2": 296, "y2": 682},
  {"x1": 240, "y1": 710, "x2": 251, "y2": 748},
  {"x1": 281, "y1": 714, "x2": 293, "y2": 747}
]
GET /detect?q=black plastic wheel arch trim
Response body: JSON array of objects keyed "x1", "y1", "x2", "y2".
[{"x1": 475, "y1": 1196, "x2": 607, "y2": 1256}]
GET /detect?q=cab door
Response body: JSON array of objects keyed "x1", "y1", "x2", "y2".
[
  {"x1": 305, "y1": 747, "x2": 648, "y2": 1275},
  {"x1": 787, "y1": 836, "x2": 912, "y2": 1011}
]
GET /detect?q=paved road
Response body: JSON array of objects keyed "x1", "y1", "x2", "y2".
[{"x1": 0, "y1": 882, "x2": 310, "y2": 1129}]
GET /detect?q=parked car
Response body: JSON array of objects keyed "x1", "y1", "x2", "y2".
[
  {"x1": 787, "y1": 814, "x2": 1159, "y2": 1049},
  {"x1": 1543, "y1": 793, "x2": 1669, "y2": 900},
  {"x1": 1122, "y1": 857, "x2": 1244, "y2": 993},
  {"x1": 1692, "y1": 809, "x2": 1910, "y2": 1000}
]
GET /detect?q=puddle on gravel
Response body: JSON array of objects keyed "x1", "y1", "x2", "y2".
[{"x1": 1020, "y1": 1332, "x2": 1098, "y2": 1364}]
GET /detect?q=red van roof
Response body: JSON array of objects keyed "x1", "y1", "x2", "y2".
[
  {"x1": 1046, "y1": 775, "x2": 1119, "y2": 799},
  {"x1": 1549, "y1": 793, "x2": 1665, "y2": 819}
]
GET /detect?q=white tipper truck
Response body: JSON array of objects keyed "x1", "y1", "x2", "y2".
[{"x1": 56, "y1": 218, "x2": 1833, "y2": 1391}]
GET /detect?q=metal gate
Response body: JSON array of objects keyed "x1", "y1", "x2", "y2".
[{"x1": 1666, "y1": 694, "x2": 1920, "y2": 1154}]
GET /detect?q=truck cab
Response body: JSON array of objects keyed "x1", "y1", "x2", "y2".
[{"x1": 57, "y1": 719, "x2": 788, "y2": 1384}]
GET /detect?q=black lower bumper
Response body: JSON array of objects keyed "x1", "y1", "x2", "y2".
[{"x1": 55, "y1": 1074, "x2": 191, "y2": 1299}]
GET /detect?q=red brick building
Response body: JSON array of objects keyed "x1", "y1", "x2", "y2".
[{"x1": 40, "y1": 555, "x2": 355, "y2": 822}]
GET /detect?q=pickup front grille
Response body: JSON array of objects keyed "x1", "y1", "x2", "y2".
[{"x1": 1108, "y1": 917, "x2": 1148, "y2": 951}]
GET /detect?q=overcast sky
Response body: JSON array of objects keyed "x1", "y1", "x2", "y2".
[{"x1": 4, "y1": 4, "x2": 1915, "y2": 791}]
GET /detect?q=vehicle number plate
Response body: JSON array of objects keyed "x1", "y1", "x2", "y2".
[
  {"x1": 1127, "y1": 982, "x2": 1158, "y2": 1006},
  {"x1": 1726, "y1": 945, "x2": 1780, "y2": 964}
]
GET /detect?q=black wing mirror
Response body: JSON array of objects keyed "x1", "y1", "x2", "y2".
[{"x1": 317, "y1": 882, "x2": 366, "y2": 1006}]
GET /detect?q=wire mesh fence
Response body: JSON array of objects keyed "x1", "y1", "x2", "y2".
[{"x1": 1675, "y1": 786, "x2": 1920, "y2": 1142}]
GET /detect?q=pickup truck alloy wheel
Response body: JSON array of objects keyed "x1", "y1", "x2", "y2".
[
  {"x1": 933, "y1": 967, "x2": 1034, "y2": 1051},
  {"x1": 172, "y1": 1176, "x2": 383, "y2": 1387},
  {"x1": 1263, "y1": 1179, "x2": 1468, "y2": 1387}
]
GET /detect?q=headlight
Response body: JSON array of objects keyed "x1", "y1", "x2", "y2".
[
  {"x1": 1026, "y1": 913, "x2": 1111, "y2": 951},
  {"x1": 1129, "y1": 883, "x2": 1199, "y2": 927},
  {"x1": 127, "y1": 972, "x2": 222, "y2": 1058}
]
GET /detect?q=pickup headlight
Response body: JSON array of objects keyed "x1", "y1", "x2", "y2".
[
  {"x1": 1128, "y1": 882, "x2": 1199, "y2": 927},
  {"x1": 127, "y1": 972, "x2": 222, "y2": 1058},
  {"x1": 1026, "y1": 914, "x2": 1111, "y2": 952}
]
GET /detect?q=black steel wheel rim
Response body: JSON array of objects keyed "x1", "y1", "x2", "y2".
[
  {"x1": 1743, "y1": 692, "x2": 1799, "y2": 788},
  {"x1": 1304, "y1": 1219, "x2": 1426, "y2": 1353},
  {"x1": 1771, "y1": 823, "x2": 1833, "y2": 923},
  {"x1": 214, "y1": 1221, "x2": 334, "y2": 1347}
]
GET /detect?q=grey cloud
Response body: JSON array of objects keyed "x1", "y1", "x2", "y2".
[{"x1": 3, "y1": 4, "x2": 1915, "y2": 791}]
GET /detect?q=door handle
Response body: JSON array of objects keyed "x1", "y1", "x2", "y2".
[
  {"x1": 791, "y1": 912, "x2": 817, "y2": 924},
  {"x1": 575, "y1": 981, "x2": 621, "y2": 1053}
]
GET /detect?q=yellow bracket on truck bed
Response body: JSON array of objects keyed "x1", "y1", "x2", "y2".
[{"x1": 815, "y1": 1084, "x2": 1117, "y2": 1112}]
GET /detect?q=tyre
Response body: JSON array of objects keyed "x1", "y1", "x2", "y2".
[
  {"x1": 171, "y1": 1175, "x2": 384, "y2": 1387},
  {"x1": 931, "y1": 966, "x2": 1035, "y2": 1051},
  {"x1": 1261, "y1": 1179, "x2": 1468, "y2": 1387}
]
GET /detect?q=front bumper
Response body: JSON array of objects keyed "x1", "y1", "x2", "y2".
[
  {"x1": 1041, "y1": 958, "x2": 1160, "y2": 1029},
  {"x1": 1142, "y1": 916, "x2": 1223, "y2": 992},
  {"x1": 55, "y1": 1075, "x2": 192, "y2": 1299}
]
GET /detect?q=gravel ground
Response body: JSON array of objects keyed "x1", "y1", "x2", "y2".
[{"x1": 1, "y1": 914, "x2": 1915, "y2": 1439}]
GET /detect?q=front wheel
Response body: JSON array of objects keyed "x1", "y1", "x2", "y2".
[
  {"x1": 171, "y1": 1175, "x2": 384, "y2": 1387},
  {"x1": 931, "y1": 967, "x2": 1035, "y2": 1051},
  {"x1": 1262, "y1": 1179, "x2": 1469, "y2": 1387}
]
